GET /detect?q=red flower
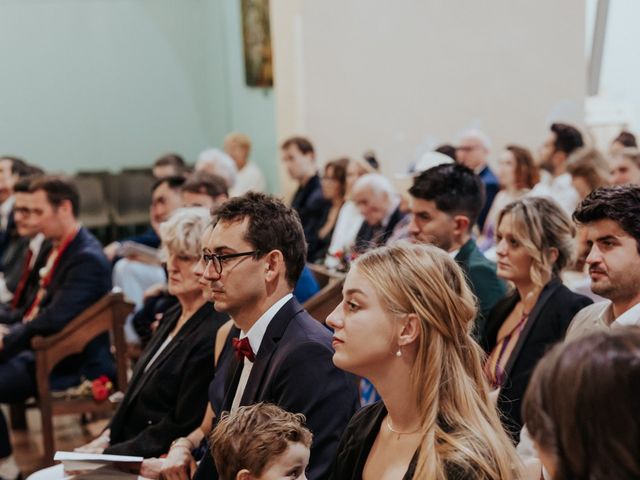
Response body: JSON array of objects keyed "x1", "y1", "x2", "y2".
[
  {"x1": 98, "y1": 375, "x2": 110, "y2": 384},
  {"x1": 92, "y1": 380, "x2": 110, "y2": 402}
]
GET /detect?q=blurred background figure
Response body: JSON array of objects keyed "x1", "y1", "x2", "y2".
[
  {"x1": 223, "y1": 132, "x2": 266, "y2": 195},
  {"x1": 196, "y1": 148, "x2": 237, "y2": 193},
  {"x1": 566, "y1": 147, "x2": 611, "y2": 200},
  {"x1": 610, "y1": 148, "x2": 640, "y2": 186}
]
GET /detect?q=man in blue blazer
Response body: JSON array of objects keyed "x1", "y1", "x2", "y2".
[
  {"x1": 161, "y1": 192, "x2": 359, "y2": 480},
  {"x1": 0, "y1": 176, "x2": 113, "y2": 480}
]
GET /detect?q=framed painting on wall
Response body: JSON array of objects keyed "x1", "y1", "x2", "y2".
[{"x1": 241, "y1": 0, "x2": 273, "y2": 87}]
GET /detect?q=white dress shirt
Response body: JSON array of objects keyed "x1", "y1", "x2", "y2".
[
  {"x1": 231, "y1": 293, "x2": 293, "y2": 411},
  {"x1": 230, "y1": 161, "x2": 266, "y2": 196}
]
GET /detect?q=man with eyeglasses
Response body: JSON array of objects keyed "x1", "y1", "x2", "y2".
[
  {"x1": 0, "y1": 176, "x2": 51, "y2": 317},
  {"x1": 455, "y1": 129, "x2": 499, "y2": 230},
  {"x1": 161, "y1": 192, "x2": 359, "y2": 480}
]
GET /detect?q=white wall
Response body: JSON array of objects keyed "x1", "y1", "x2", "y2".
[
  {"x1": 273, "y1": 0, "x2": 586, "y2": 188},
  {"x1": 0, "y1": 0, "x2": 280, "y2": 190}
]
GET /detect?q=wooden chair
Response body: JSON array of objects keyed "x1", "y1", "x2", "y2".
[{"x1": 12, "y1": 291, "x2": 134, "y2": 464}]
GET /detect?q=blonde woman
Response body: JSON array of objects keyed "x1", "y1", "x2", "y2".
[
  {"x1": 327, "y1": 242, "x2": 522, "y2": 479},
  {"x1": 481, "y1": 197, "x2": 592, "y2": 443}
]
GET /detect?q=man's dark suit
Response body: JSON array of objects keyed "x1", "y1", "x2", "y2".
[
  {"x1": 194, "y1": 297, "x2": 360, "y2": 480},
  {"x1": 477, "y1": 165, "x2": 499, "y2": 231},
  {"x1": 0, "y1": 211, "x2": 30, "y2": 293},
  {"x1": 0, "y1": 227, "x2": 114, "y2": 458},
  {"x1": 354, "y1": 205, "x2": 407, "y2": 253},
  {"x1": 291, "y1": 174, "x2": 331, "y2": 261}
]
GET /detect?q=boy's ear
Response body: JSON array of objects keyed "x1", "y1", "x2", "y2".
[{"x1": 236, "y1": 469, "x2": 253, "y2": 480}]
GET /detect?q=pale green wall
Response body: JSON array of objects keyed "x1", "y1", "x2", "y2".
[{"x1": 0, "y1": 0, "x2": 279, "y2": 191}]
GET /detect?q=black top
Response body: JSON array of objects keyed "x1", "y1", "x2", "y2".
[
  {"x1": 330, "y1": 402, "x2": 473, "y2": 480},
  {"x1": 354, "y1": 205, "x2": 407, "y2": 254},
  {"x1": 481, "y1": 278, "x2": 592, "y2": 442},
  {"x1": 106, "y1": 302, "x2": 229, "y2": 457}
]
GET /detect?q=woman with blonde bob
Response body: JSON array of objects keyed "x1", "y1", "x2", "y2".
[
  {"x1": 480, "y1": 197, "x2": 592, "y2": 443},
  {"x1": 327, "y1": 242, "x2": 522, "y2": 479}
]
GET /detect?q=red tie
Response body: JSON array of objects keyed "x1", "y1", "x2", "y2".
[
  {"x1": 232, "y1": 337, "x2": 255, "y2": 363},
  {"x1": 11, "y1": 248, "x2": 33, "y2": 309}
]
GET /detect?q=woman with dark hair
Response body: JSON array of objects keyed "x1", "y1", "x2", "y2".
[
  {"x1": 310, "y1": 158, "x2": 349, "y2": 262},
  {"x1": 480, "y1": 197, "x2": 592, "y2": 443},
  {"x1": 523, "y1": 327, "x2": 640, "y2": 480},
  {"x1": 479, "y1": 145, "x2": 538, "y2": 253}
]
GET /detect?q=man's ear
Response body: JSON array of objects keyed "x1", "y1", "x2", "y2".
[
  {"x1": 264, "y1": 250, "x2": 285, "y2": 282},
  {"x1": 452, "y1": 214, "x2": 470, "y2": 236},
  {"x1": 398, "y1": 313, "x2": 420, "y2": 348}
]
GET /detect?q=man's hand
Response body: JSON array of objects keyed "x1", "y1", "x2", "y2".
[
  {"x1": 103, "y1": 242, "x2": 121, "y2": 262},
  {"x1": 159, "y1": 446, "x2": 197, "y2": 480}
]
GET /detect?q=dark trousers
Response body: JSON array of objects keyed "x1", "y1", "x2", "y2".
[{"x1": 0, "y1": 351, "x2": 37, "y2": 458}]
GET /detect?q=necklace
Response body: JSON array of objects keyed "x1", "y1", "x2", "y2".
[{"x1": 385, "y1": 416, "x2": 421, "y2": 439}]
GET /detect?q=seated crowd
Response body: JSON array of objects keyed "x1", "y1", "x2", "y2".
[{"x1": 0, "y1": 123, "x2": 637, "y2": 480}]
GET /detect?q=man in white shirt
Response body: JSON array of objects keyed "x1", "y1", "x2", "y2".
[
  {"x1": 164, "y1": 192, "x2": 358, "y2": 480},
  {"x1": 518, "y1": 185, "x2": 640, "y2": 479},
  {"x1": 531, "y1": 123, "x2": 584, "y2": 215},
  {"x1": 224, "y1": 132, "x2": 266, "y2": 195}
]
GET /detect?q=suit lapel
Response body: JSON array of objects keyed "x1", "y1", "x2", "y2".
[
  {"x1": 503, "y1": 278, "x2": 563, "y2": 378},
  {"x1": 239, "y1": 298, "x2": 303, "y2": 406}
]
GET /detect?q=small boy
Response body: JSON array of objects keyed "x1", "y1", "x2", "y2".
[{"x1": 211, "y1": 403, "x2": 313, "y2": 480}]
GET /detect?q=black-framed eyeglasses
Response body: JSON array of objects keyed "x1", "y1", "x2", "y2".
[{"x1": 202, "y1": 251, "x2": 259, "y2": 274}]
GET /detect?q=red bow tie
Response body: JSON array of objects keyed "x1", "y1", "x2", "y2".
[{"x1": 232, "y1": 337, "x2": 255, "y2": 363}]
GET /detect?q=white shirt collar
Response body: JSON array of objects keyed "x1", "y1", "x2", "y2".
[
  {"x1": 240, "y1": 293, "x2": 293, "y2": 356},
  {"x1": 448, "y1": 248, "x2": 460, "y2": 259},
  {"x1": 612, "y1": 300, "x2": 640, "y2": 328}
]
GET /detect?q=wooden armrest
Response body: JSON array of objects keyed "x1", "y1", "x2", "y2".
[
  {"x1": 30, "y1": 292, "x2": 134, "y2": 377},
  {"x1": 31, "y1": 292, "x2": 132, "y2": 350}
]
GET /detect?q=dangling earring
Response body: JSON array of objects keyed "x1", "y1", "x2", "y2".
[{"x1": 395, "y1": 349, "x2": 402, "y2": 358}]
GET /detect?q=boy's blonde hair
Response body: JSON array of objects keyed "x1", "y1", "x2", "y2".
[{"x1": 211, "y1": 403, "x2": 313, "y2": 480}]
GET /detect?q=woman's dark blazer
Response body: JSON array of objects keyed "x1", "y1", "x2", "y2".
[
  {"x1": 105, "y1": 301, "x2": 228, "y2": 457},
  {"x1": 480, "y1": 278, "x2": 592, "y2": 442}
]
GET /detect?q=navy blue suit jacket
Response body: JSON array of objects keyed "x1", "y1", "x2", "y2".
[
  {"x1": 478, "y1": 166, "x2": 499, "y2": 231},
  {"x1": 0, "y1": 227, "x2": 114, "y2": 380},
  {"x1": 291, "y1": 174, "x2": 331, "y2": 261},
  {"x1": 195, "y1": 297, "x2": 360, "y2": 480}
]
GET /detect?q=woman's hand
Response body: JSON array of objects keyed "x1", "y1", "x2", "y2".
[
  {"x1": 74, "y1": 429, "x2": 110, "y2": 453},
  {"x1": 140, "y1": 457, "x2": 165, "y2": 479},
  {"x1": 159, "y1": 446, "x2": 197, "y2": 480}
]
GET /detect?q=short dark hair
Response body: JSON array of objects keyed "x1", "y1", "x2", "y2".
[
  {"x1": 434, "y1": 144, "x2": 457, "y2": 160},
  {"x1": 182, "y1": 171, "x2": 228, "y2": 198},
  {"x1": 613, "y1": 130, "x2": 637, "y2": 148},
  {"x1": 151, "y1": 175, "x2": 186, "y2": 194},
  {"x1": 523, "y1": 328, "x2": 640, "y2": 480},
  {"x1": 409, "y1": 163, "x2": 485, "y2": 229},
  {"x1": 14, "y1": 174, "x2": 42, "y2": 193},
  {"x1": 28, "y1": 175, "x2": 80, "y2": 217},
  {"x1": 0, "y1": 156, "x2": 31, "y2": 177},
  {"x1": 281, "y1": 136, "x2": 314, "y2": 156},
  {"x1": 573, "y1": 185, "x2": 640, "y2": 254},
  {"x1": 154, "y1": 153, "x2": 186, "y2": 171},
  {"x1": 550, "y1": 123, "x2": 584, "y2": 155},
  {"x1": 213, "y1": 192, "x2": 306, "y2": 287}
]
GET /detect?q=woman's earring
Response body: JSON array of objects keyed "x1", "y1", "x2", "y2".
[{"x1": 395, "y1": 349, "x2": 402, "y2": 358}]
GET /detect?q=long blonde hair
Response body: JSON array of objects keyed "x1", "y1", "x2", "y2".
[{"x1": 355, "y1": 242, "x2": 522, "y2": 479}]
